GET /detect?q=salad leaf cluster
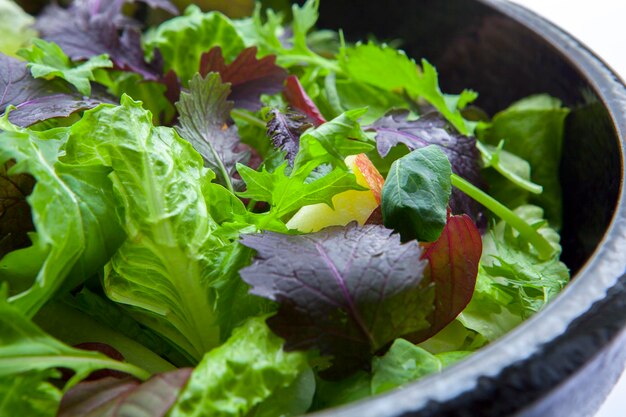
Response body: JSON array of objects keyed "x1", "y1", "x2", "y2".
[{"x1": 0, "y1": 0, "x2": 571, "y2": 415}]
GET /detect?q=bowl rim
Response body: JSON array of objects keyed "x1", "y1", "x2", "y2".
[{"x1": 310, "y1": 1, "x2": 626, "y2": 416}]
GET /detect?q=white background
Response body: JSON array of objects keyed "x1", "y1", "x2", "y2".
[{"x1": 511, "y1": 1, "x2": 626, "y2": 416}]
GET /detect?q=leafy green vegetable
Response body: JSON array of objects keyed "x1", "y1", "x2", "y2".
[
  {"x1": 0, "y1": 0, "x2": 36, "y2": 57},
  {"x1": 381, "y1": 146, "x2": 452, "y2": 242},
  {"x1": 267, "y1": 109, "x2": 314, "y2": 165},
  {"x1": 65, "y1": 96, "x2": 224, "y2": 361},
  {"x1": 240, "y1": 224, "x2": 434, "y2": 377},
  {"x1": 341, "y1": 43, "x2": 477, "y2": 134},
  {"x1": 18, "y1": 39, "x2": 113, "y2": 96},
  {"x1": 478, "y1": 95, "x2": 570, "y2": 227},
  {"x1": 0, "y1": 122, "x2": 124, "y2": 317},
  {"x1": 0, "y1": 371, "x2": 60, "y2": 417},
  {"x1": 168, "y1": 317, "x2": 310, "y2": 417},
  {"x1": 175, "y1": 72, "x2": 249, "y2": 193},
  {"x1": 145, "y1": 6, "x2": 245, "y2": 84}
]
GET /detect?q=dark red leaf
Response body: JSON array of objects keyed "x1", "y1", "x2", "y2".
[
  {"x1": 240, "y1": 223, "x2": 434, "y2": 378},
  {"x1": 266, "y1": 109, "x2": 313, "y2": 165},
  {"x1": 58, "y1": 368, "x2": 192, "y2": 417},
  {"x1": 199, "y1": 46, "x2": 287, "y2": 111},
  {"x1": 0, "y1": 162, "x2": 35, "y2": 259},
  {"x1": 408, "y1": 214, "x2": 482, "y2": 342},
  {"x1": 283, "y1": 75, "x2": 326, "y2": 126}
]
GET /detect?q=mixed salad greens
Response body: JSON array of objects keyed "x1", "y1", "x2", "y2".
[{"x1": 0, "y1": 0, "x2": 571, "y2": 415}]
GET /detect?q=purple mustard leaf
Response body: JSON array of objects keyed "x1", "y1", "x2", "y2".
[
  {"x1": 240, "y1": 223, "x2": 434, "y2": 378},
  {"x1": 35, "y1": 0, "x2": 176, "y2": 81},
  {"x1": 199, "y1": 47, "x2": 287, "y2": 111},
  {"x1": 266, "y1": 109, "x2": 313, "y2": 165},
  {"x1": 1, "y1": 55, "x2": 107, "y2": 127},
  {"x1": 368, "y1": 110, "x2": 486, "y2": 228}
]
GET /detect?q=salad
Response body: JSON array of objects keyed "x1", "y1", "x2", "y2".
[{"x1": 0, "y1": 0, "x2": 571, "y2": 416}]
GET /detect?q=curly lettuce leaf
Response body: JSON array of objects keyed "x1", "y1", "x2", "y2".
[
  {"x1": 477, "y1": 95, "x2": 570, "y2": 227},
  {"x1": 168, "y1": 317, "x2": 311, "y2": 417},
  {"x1": 199, "y1": 46, "x2": 287, "y2": 111},
  {"x1": 0, "y1": 0, "x2": 37, "y2": 57},
  {"x1": 240, "y1": 224, "x2": 433, "y2": 377},
  {"x1": 0, "y1": 122, "x2": 125, "y2": 318},
  {"x1": 145, "y1": 5, "x2": 245, "y2": 84},
  {"x1": 458, "y1": 205, "x2": 569, "y2": 340},
  {"x1": 175, "y1": 72, "x2": 249, "y2": 192},
  {"x1": 18, "y1": 39, "x2": 113, "y2": 96},
  {"x1": 64, "y1": 96, "x2": 227, "y2": 362},
  {"x1": 341, "y1": 43, "x2": 477, "y2": 134}
]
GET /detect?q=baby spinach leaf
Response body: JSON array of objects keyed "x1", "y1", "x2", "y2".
[
  {"x1": 240, "y1": 223, "x2": 433, "y2": 377},
  {"x1": 168, "y1": 317, "x2": 310, "y2": 417},
  {"x1": 145, "y1": 6, "x2": 245, "y2": 84},
  {"x1": 341, "y1": 43, "x2": 477, "y2": 134},
  {"x1": 381, "y1": 146, "x2": 452, "y2": 242},
  {"x1": 18, "y1": 39, "x2": 113, "y2": 96},
  {"x1": 369, "y1": 111, "x2": 485, "y2": 227},
  {"x1": 199, "y1": 46, "x2": 287, "y2": 111},
  {"x1": 175, "y1": 72, "x2": 249, "y2": 192}
]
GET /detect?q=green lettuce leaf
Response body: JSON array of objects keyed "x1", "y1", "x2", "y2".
[
  {"x1": 145, "y1": 5, "x2": 245, "y2": 84},
  {"x1": 458, "y1": 205, "x2": 569, "y2": 339},
  {"x1": 65, "y1": 96, "x2": 225, "y2": 361},
  {"x1": 0, "y1": 371, "x2": 60, "y2": 417},
  {"x1": 477, "y1": 95, "x2": 570, "y2": 227},
  {"x1": 168, "y1": 316, "x2": 311, "y2": 417},
  {"x1": 18, "y1": 39, "x2": 113, "y2": 96},
  {"x1": 0, "y1": 0, "x2": 36, "y2": 57},
  {"x1": 0, "y1": 296, "x2": 149, "y2": 408},
  {"x1": 341, "y1": 43, "x2": 477, "y2": 134},
  {"x1": 0, "y1": 122, "x2": 125, "y2": 318}
]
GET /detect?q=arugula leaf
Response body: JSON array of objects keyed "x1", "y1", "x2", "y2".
[
  {"x1": 145, "y1": 6, "x2": 245, "y2": 84},
  {"x1": 370, "y1": 111, "x2": 485, "y2": 226},
  {"x1": 478, "y1": 95, "x2": 570, "y2": 227},
  {"x1": 240, "y1": 223, "x2": 434, "y2": 377},
  {"x1": 199, "y1": 46, "x2": 287, "y2": 111},
  {"x1": 381, "y1": 146, "x2": 452, "y2": 242},
  {"x1": 0, "y1": 55, "x2": 105, "y2": 127},
  {"x1": 0, "y1": 123, "x2": 125, "y2": 317},
  {"x1": 341, "y1": 43, "x2": 476, "y2": 134},
  {"x1": 284, "y1": 75, "x2": 327, "y2": 126},
  {"x1": 0, "y1": 371, "x2": 60, "y2": 417},
  {"x1": 65, "y1": 96, "x2": 226, "y2": 361},
  {"x1": 36, "y1": 0, "x2": 171, "y2": 81},
  {"x1": 410, "y1": 214, "x2": 481, "y2": 342},
  {"x1": 58, "y1": 369, "x2": 192, "y2": 417},
  {"x1": 0, "y1": 0, "x2": 37, "y2": 57},
  {"x1": 18, "y1": 39, "x2": 113, "y2": 96},
  {"x1": 267, "y1": 109, "x2": 313, "y2": 165},
  {"x1": 168, "y1": 317, "x2": 311, "y2": 417},
  {"x1": 175, "y1": 72, "x2": 249, "y2": 192},
  {"x1": 238, "y1": 161, "x2": 360, "y2": 219}
]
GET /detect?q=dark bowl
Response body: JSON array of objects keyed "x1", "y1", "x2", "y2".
[{"x1": 311, "y1": 0, "x2": 626, "y2": 416}]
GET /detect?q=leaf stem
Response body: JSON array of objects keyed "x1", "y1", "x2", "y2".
[
  {"x1": 476, "y1": 141, "x2": 543, "y2": 194},
  {"x1": 231, "y1": 109, "x2": 267, "y2": 129},
  {"x1": 451, "y1": 174, "x2": 556, "y2": 260}
]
